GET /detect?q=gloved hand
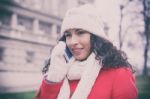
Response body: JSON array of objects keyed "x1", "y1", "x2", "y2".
[{"x1": 46, "y1": 41, "x2": 70, "y2": 82}]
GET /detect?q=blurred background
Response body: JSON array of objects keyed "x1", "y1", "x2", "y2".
[{"x1": 0, "y1": 0, "x2": 149, "y2": 99}]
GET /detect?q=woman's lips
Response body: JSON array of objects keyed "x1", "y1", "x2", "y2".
[{"x1": 72, "y1": 48, "x2": 82, "y2": 55}]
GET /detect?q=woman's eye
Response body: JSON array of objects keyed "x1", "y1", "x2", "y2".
[
  {"x1": 77, "y1": 31, "x2": 86, "y2": 35},
  {"x1": 65, "y1": 34, "x2": 71, "y2": 37},
  {"x1": 64, "y1": 32, "x2": 71, "y2": 38}
]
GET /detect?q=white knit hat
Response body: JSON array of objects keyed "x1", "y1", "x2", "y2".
[{"x1": 61, "y1": 4, "x2": 108, "y2": 40}]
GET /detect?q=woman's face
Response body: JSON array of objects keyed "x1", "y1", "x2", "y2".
[{"x1": 64, "y1": 29, "x2": 92, "y2": 61}]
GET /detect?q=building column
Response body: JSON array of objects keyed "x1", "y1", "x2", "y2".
[
  {"x1": 33, "y1": 19, "x2": 39, "y2": 33},
  {"x1": 52, "y1": 0, "x2": 58, "y2": 15},
  {"x1": 11, "y1": 13, "x2": 17, "y2": 29},
  {"x1": 51, "y1": 24, "x2": 57, "y2": 39}
]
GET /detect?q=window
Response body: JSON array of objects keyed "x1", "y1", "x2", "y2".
[
  {"x1": 0, "y1": 47, "x2": 5, "y2": 61},
  {"x1": 39, "y1": 21, "x2": 52, "y2": 34},
  {"x1": 17, "y1": 15, "x2": 33, "y2": 31},
  {"x1": 57, "y1": 26, "x2": 61, "y2": 34},
  {"x1": 57, "y1": 25, "x2": 61, "y2": 39},
  {"x1": 26, "y1": 50, "x2": 35, "y2": 63},
  {"x1": 0, "y1": 10, "x2": 11, "y2": 26}
]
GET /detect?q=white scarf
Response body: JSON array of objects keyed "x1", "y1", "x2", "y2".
[{"x1": 57, "y1": 53, "x2": 102, "y2": 99}]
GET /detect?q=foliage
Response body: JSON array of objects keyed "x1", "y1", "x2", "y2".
[
  {"x1": 0, "y1": 91, "x2": 35, "y2": 99},
  {"x1": 136, "y1": 75, "x2": 150, "y2": 99}
]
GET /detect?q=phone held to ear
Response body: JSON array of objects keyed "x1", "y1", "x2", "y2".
[
  {"x1": 64, "y1": 46, "x2": 72, "y2": 62},
  {"x1": 59, "y1": 36, "x2": 73, "y2": 62}
]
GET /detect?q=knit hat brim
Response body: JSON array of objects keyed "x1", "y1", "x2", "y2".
[{"x1": 61, "y1": 4, "x2": 108, "y2": 40}]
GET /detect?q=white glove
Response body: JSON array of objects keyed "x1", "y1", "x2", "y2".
[{"x1": 46, "y1": 41, "x2": 69, "y2": 82}]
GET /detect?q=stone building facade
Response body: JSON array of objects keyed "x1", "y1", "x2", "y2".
[{"x1": 0, "y1": 0, "x2": 94, "y2": 93}]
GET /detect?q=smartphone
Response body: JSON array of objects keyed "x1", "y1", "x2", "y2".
[
  {"x1": 64, "y1": 46, "x2": 72, "y2": 62},
  {"x1": 59, "y1": 36, "x2": 73, "y2": 62}
]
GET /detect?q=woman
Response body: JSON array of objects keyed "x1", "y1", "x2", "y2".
[{"x1": 36, "y1": 4, "x2": 138, "y2": 99}]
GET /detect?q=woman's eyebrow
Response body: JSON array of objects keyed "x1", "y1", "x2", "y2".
[
  {"x1": 75, "y1": 29, "x2": 89, "y2": 33},
  {"x1": 75, "y1": 29, "x2": 82, "y2": 32},
  {"x1": 64, "y1": 31, "x2": 71, "y2": 35}
]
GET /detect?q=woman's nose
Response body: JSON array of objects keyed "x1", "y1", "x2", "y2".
[{"x1": 70, "y1": 35, "x2": 79, "y2": 45}]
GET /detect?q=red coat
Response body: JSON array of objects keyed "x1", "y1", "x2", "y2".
[{"x1": 36, "y1": 67, "x2": 138, "y2": 99}]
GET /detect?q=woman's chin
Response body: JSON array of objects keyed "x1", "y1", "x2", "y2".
[{"x1": 74, "y1": 55, "x2": 87, "y2": 61}]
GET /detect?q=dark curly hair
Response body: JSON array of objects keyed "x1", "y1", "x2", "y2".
[
  {"x1": 42, "y1": 34, "x2": 134, "y2": 74},
  {"x1": 91, "y1": 34, "x2": 133, "y2": 71}
]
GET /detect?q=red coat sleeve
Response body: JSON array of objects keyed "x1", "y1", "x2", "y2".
[
  {"x1": 112, "y1": 68, "x2": 138, "y2": 99},
  {"x1": 36, "y1": 79, "x2": 63, "y2": 99}
]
